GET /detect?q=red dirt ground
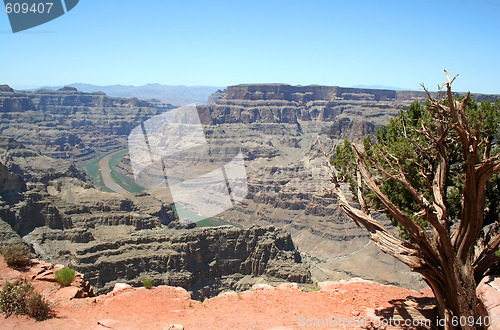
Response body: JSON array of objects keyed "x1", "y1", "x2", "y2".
[{"x1": 0, "y1": 256, "x2": 435, "y2": 329}]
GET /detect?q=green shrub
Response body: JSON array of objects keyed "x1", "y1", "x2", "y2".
[
  {"x1": 54, "y1": 267, "x2": 76, "y2": 287},
  {"x1": 26, "y1": 291, "x2": 52, "y2": 320},
  {"x1": 0, "y1": 244, "x2": 31, "y2": 267},
  {"x1": 142, "y1": 278, "x2": 153, "y2": 289},
  {"x1": 0, "y1": 280, "x2": 31, "y2": 316},
  {"x1": 0, "y1": 280, "x2": 52, "y2": 320}
]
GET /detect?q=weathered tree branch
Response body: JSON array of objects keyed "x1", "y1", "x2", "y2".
[
  {"x1": 326, "y1": 72, "x2": 498, "y2": 329},
  {"x1": 317, "y1": 137, "x2": 425, "y2": 268}
]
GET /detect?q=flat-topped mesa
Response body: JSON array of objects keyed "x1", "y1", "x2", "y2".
[
  {"x1": 31, "y1": 88, "x2": 154, "y2": 110},
  {"x1": 224, "y1": 84, "x2": 399, "y2": 102},
  {"x1": 205, "y1": 84, "x2": 500, "y2": 125},
  {"x1": 204, "y1": 84, "x2": 427, "y2": 125},
  {"x1": 224, "y1": 84, "x2": 500, "y2": 103}
]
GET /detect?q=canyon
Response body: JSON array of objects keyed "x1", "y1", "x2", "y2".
[{"x1": 1, "y1": 83, "x2": 498, "y2": 297}]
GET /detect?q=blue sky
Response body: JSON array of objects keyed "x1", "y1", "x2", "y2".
[{"x1": 1, "y1": 0, "x2": 499, "y2": 93}]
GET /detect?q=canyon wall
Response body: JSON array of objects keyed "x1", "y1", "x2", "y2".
[
  {"x1": 0, "y1": 86, "x2": 172, "y2": 161},
  {"x1": 1, "y1": 83, "x2": 498, "y2": 293}
]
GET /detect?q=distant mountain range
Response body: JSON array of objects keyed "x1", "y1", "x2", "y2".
[{"x1": 35, "y1": 83, "x2": 225, "y2": 106}]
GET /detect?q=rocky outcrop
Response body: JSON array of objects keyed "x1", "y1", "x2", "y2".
[
  {"x1": 0, "y1": 250, "x2": 437, "y2": 330},
  {"x1": 217, "y1": 84, "x2": 498, "y2": 116},
  {"x1": 0, "y1": 85, "x2": 14, "y2": 92},
  {"x1": 0, "y1": 161, "x2": 25, "y2": 197},
  {"x1": 68, "y1": 225, "x2": 311, "y2": 298},
  {"x1": 0, "y1": 218, "x2": 23, "y2": 245},
  {"x1": 0, "y1": 134, "x2": 86, "y2": 184},
  {"x1": 477, "y1": 275, "x2": 500, "y2": 328}
]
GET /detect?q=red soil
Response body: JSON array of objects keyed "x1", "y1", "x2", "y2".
[{"x1": 0, "y1": 256, "x2": 434, "y2": 329}]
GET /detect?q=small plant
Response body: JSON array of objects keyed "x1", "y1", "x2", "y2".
[
  {"x1": 54, "y1": 267, "x2": 76, "y2": 286},
  {"x1": 26, "y1": 291, "x2": 52, "y2": 320},
  {"x1": 236, "y1": 291, "x2": 243, "y2": 300},
  {"x1": 0, "y1": 280, "x2": 31, "y2": 316},
  {"x1": 0, "y1": 280, "x2": 52, "y2": 320},
  {"x1": 309, "y1": 283, "x2": 320, "y2": 292},
  {"x1": 142, "y1": 277, "x2": 153, "y2": 289},
  {"x1": 0, "y1": 244, "x2": 31, "y2": 267}
]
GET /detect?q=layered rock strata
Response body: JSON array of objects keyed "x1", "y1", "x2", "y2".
[
  {"x1": 0, "y1": 86, "x2": 172, "y2": 162},
  {"x1": 66, "y1": 225, "x2": 311, "y2": 298}
]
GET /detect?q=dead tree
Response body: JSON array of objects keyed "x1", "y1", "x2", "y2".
[{"x1": 321, "y1": 71, "x2": 500, "y2": 329}]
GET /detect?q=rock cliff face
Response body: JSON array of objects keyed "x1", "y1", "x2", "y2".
[
  {"x1": 0, "y1": 161, "x2": 25, "y2": 197},
  {"x1": 110, "y1": 83, "x2": 498, "y2": 289},
  {"x1": 65, "y1": 225, "x2": 311, "y2": 298},
  {"x1": 0, "y1": 137, "x2": 310, "y2": 299},
  {"x1": 0, "y1": 106, "x2": 310, "y2": 300},
  {"x1": 204, "y1": 84, "x2": 422, "y2": 125},
  {"x1": 195, "y1": 84, "x2": 500, "y2": 289},
  {"x1": 0, "y1": 134, "x2": 176, "y2": 239},
  {"x1": 0, "y1": 86, "x2": 172, "y2": 161},
  {"x1": 203, "y1": 84, "x2": 497, "y2": 139}
]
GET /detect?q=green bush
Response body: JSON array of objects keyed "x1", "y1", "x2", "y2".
[
  {"x1": 0, "y1": 280, "x2": 52, "y2": 320},
  {"x1": 142, "y1": 278, "x2": 153, "y2": 289},
  {"x1": 0, "y1": 244, "x2": 31, "y2": 267},
  {"x1": 26, "y1": 291, "x2": 52, "y2": 321},
  {"x1": 54, "y1": 267, "x2": 76, "y2": 287}
]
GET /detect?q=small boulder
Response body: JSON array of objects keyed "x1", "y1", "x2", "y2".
[
  {"x1": 252, "y1": 283, "x2": 274, "y2": 291},
  {"x1": 34, "y1": 270, "x2": 56, "y2": 282},
  {"x1": 54, "y1": 264, "x2": 65, "y2": 270},
  {"x1": 477, "y1": 275, "x2": 500, "y2": 329},
  {"x1": 53, "y1": 286, "x2": 81, "y2": 302},
  {"x1": 112, "y1": 283, "x2": 132, "y2": 294}
]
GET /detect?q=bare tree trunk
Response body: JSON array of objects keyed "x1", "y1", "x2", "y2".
[{"x1": 422, "y1": 259, "x2": 478, "y2": 329}]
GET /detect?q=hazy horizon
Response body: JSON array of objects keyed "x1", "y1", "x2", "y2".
[
  {"x1": 1, "y1": 1, "x2": 500, "y2": 94},
  {"x1": 11, "y1": 81, "x2": 499, "y2": 96}
]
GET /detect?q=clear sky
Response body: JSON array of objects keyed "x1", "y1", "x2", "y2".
[{"x1": 1, "y1": 0, "x2": 499, "y2": 93}]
